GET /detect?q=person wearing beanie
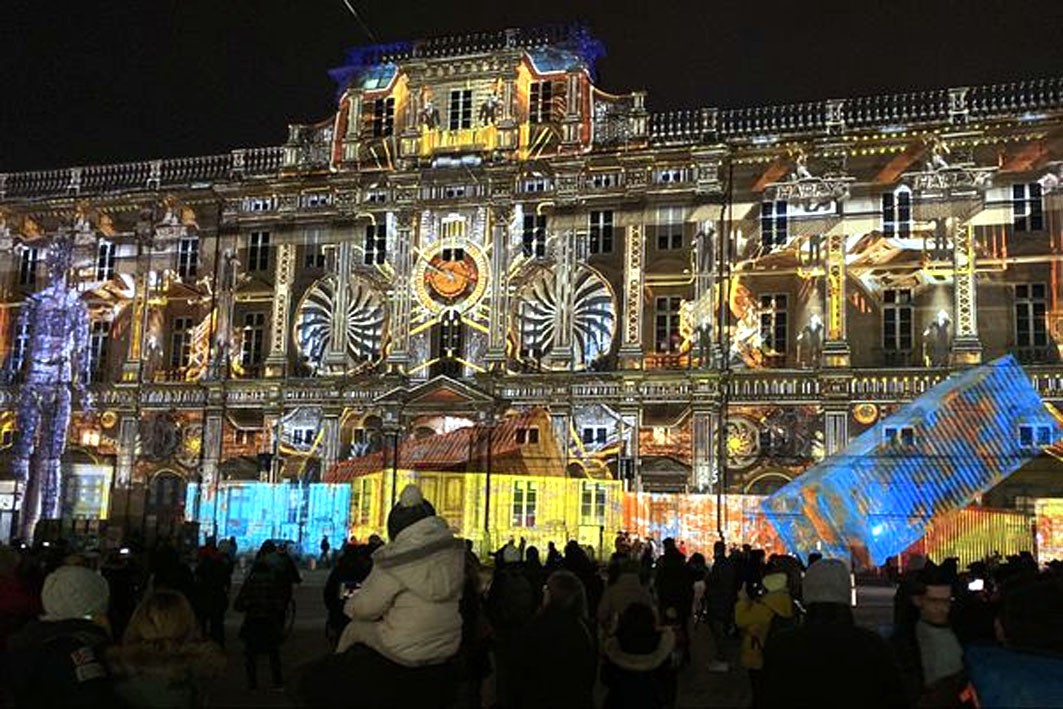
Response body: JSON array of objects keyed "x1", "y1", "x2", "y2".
[
  {"x1": 336, "y1": 484, "x2": 465, "y2": 664},
  {"x1": 7, "y1": 564, "x2": 120, "y2": 707},
  {"x1": 760, "y1": 559, "x2": 906, "y2": 708}
]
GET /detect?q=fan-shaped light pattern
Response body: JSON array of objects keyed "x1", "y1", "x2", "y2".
[
  {"x1": 295, "y1": 276, "x2": 385, "y2": 371},
  {"x1": 517, "y1": 265, "x2": 616, "y2": 370}
]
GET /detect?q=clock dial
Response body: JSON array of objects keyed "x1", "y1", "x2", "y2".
[{"x1": 413, "y1": 242, "x2": 489, "y2": 315}]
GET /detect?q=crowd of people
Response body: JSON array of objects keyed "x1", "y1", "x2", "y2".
[{"x1": 2, "y1": 487, "x2": 1063, "y2": 708}]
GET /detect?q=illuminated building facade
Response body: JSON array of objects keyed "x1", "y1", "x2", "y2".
[{"x1": 1, "y1": 26, "x2": 1062, "y2": 545}]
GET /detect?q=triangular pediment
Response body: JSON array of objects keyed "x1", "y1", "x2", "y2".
[{"x1": 374, "y1": 376, "x2": 499, "y2": 410}]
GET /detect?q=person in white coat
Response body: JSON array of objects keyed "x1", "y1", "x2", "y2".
[{"x1": 335, "y1": 484, "x2": 466, "y2": 666}]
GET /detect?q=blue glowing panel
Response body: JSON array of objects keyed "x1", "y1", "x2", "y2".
[
  {"x1": 185, "y1": 482, "x2": 350, "y2": 556},
  {"x1": 763, "y1": 356, "x2": 1062, "y2": 565}
]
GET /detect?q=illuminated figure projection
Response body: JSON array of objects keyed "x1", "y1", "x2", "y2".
[
  {"x1": 763, "y1": 355, "x2": 1063, "y2": 564},
  {"x1": 12, "y1": 237, "x2": 92, "y2": 541}
]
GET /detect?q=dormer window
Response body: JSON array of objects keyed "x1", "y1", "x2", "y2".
[
  {"x1": 1018, "y1": 424, "x2": 1052, "y2": 449},
  {"x1": 515, "y1": 427, "x2": 540, "y2": 445},
  {"x1": 530, "y1": 81, "x2": 553, "y2": 124},
  {"x1": 883, "y1": 425, "x2": 915, "y2": 448},
  {"x1": 372, "y1": 97, "x2": 395, "y2": 138}
]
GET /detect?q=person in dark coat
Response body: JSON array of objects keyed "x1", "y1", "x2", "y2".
[
  {"x1": 322, "y1": 543, "x2": 373, "y2": 644},
  {"x1": 234, "y1": 557, "x2": 288, "y2": 689},
  {"x1": 514, "y1": 570, "x2": 597, "y2": 709},
  {"x1": 486, "y1": 554, "x2": 537, "y2": 707},
  {"x1": 193, "y1": 542, "x2": 230, "y2": 648},
  {"x1": 761, "y1": 559, "x2": 906, "y2": 708},
  {"x1": 6, "y1": 565, "x2": 119, "y2": 708},
  {"x1": 601, "y1": 602, "x2": 677, "y2": 709},
  {"x1": 655, "y1": 538, "x2": 693, "y2": 629},
  {"x1": 705, "y1": 541, "x2": 737, "y2": 672}
]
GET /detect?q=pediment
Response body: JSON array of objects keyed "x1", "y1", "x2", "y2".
[{"x1": 374, "y1": 376, "x2": 499, "y2": 411}]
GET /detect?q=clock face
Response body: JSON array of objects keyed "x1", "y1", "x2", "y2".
[{"x1": 413, "y1": 241, "x2": 489, "y2": 315}]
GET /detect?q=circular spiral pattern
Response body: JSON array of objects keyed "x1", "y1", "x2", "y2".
[
  {"x1": 295, "y1": 276, "x2": 386, "y2": 372},
  {"x1": 514, "y1": 265, "x2": 616, "y2": 370}
]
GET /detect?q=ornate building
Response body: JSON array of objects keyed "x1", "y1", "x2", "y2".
[{"x1": 1, "y1": 26, "x2": 1062, "y2": 543}]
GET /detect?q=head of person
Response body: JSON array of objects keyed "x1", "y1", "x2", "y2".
[
  {"x1": 543, "y1": 570, "x2": 587, "y2": 618},
  {"x1": 386, "y1": 484, "x2": 436, "y2": 541},
  {"x1": 662, "y1": 537, "x2": 678, "y2": 554},
  {"x1": 713, "y1": 540, "x2": 726, "y2": 560},
  {"x1": 998, "y1": 577, "x2": 1063, "y2": 652},
  {"x1": 616, "y1": 602, "x2": 661, "y2": 655},
  {"x1": 41, "y1": 565, "x2": 110, "y2": 625},
  {"x1": 763, "y1": 572, "x2": 788, "y2": 596},
  {"x1": 913, "y1": 565, "x2": 953, "y2": 627},
  {"x1": 802, "y1": 559, "x2": 853, "y2": 624},
  {"x1": 525, "y1": 546, "x2": 541, "y2": 565},
  {"x1": 689, "y1": 552, "x2": 706, "y2": 568},
  {"x1": 257, "y1": 540, "x2": 277, "y2": 559},
  {"x1": 123, "y1": 589, "x2": 198, "y2": 648}
]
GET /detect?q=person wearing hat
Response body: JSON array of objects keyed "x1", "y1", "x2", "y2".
[
  {"x1": 335, "y1": 483, "x2": 466, "y2": 664},
  {"x1": 760, "y1": 559, "x2": 906, "y2": 708},
  {"x1": 734, "y1": 568, "x2": 795, "y2": 705},
  {"x1": 7, "y1": 564, "x2": 119, "y2": 707}
]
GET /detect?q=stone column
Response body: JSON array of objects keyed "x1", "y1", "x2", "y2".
[
  {"x1": 691, "y1": 405, "x2": 717, "y2": 492},
  {"x1": 485, "y1": 205, "x2": 512, "y2": 369},
  {"x1": 820, "y1": 374, "x2": 851, "y2": 458},
  {"x1": 115, "y1": 414, "x2": 138, "y2": 486},
  {"x1": 822, "y1": 229, "x2": 851, "y2": 367},
  {"x1": 951, "y1": 222, "x2": 982, "y2": 365},
  {"x1": 551, "y1": 226, "x2": 575, "y2": 369},
  {"x1": 618, "y1": 224, "x2": 645, "y2": 368},
  {"x1": 322, "y1": 241, "x2": 352, "y2": 374},
  {"x1": 386, "y1": 211, "x2": 415, "y2": 373},
  {"x1": 265, "y1": 242, "x2": 296, "y2": 377}
]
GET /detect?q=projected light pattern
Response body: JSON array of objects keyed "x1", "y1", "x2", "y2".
[
  {"x1": 762, "y1": 356, "x2": 1063, "y2": 565},
  {"x1": 186, "y1": 482, "x2": 350, "y2": 555}
]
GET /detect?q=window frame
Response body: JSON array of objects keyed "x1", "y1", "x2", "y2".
[
  {"x1": 448, "y1": 89, "x2": 473, "y2": 130},
  {"x1": 759, "y1": 293, "x2": 788, "y2": 356},
  {"x1": 18, "y1": 247, "x2": 39, "y2": 287},
  {"x1": 177, "y1": 236, "x2": 199, "y2": 279},
  {"x1": 522, "y1": 213, "x2": 547, "y2": 258},
  {"x1": 760, "y1": 200, "x2": 789, "y2": 249},
  {"x1": 529, "y1": 81, "x2": 554, "y2": 124},
  {"x1": 248, "y1": 231, "x2": 271, "y2": 273},
  {"x1": 580, "y1": 481, "x2": 608, "y2": 525},
  {"x1": 511, "y1": 480, "x2": 538, "y2": 528},
  {"x1": 170, "y1": 316, "x2": 194, "y2": 370},
  {"x1": 95, "y1": 240, "x2": 116, "y2": 281},
  {"x1": 882, "y1": 288, "x2": 914, "y2": 354},
  {"x1": 363, "y1": 223, "x2": 387, "y2": 266},
  {"x1": 1013, "y1": 183, "x2": 1045, "y2": 232},
  {"x1": 589, "y1": 210, "x2": 614, "y2": 254},
  {"x1": 882, "y1": 187, "x2": 913, "y2": 238},
  {"x1": 1015, "y1": 283, "x2": 1049, "y2": 352},
  {"x1": 371, "y1": 96, "x2": 396, "y2": 138},
  {"x1": 241, "y1": 311, "x2": 266, "y2": 367},
  {"x1": 654, "y1": 295, "x2": 684, "y2": 353}
]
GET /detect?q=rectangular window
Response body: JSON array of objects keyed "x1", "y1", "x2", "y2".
[
  {"x1": 655, "y1": 207, "x2": 685, "y2": 251},
  {"x1": 515, "y1": 427, "x2": 540, "y2": 445},
  {"x1": 655, "y1": 296, "x2": 683, "y2": 353},
  {"x1": 581, "y1": 482, "x2": 608, "y2": 524},
  {"x1": 304, "y1": 243, "x2": 327, "y2": 269},
  {"x1": 363, "y1": 224, "x2": 387, "y2": 265},
  {"x1": 522, "y1": 213, "x2": 547, "y2": 258},
  {"x1": 529, "y1": 81, "x2": 553, "y2": 124},
  {"x1": 512, "y1": 481, "x2": 537, "y2": 527},
  {"x1": 1013, "y1": 183, "x2": 1044, "y2": 232},
  {"x1": 292, "y1": 428, "x2": 317, "y2": 447},
  {"x1": 234, "y1": 430, "x2": 253, "y2": 447},
  {"x1": 883, "y1": 288, "x2": 913, "y2": 354},
  {"x1": 170, "y1": 316, "x2": 193, "y2": 369},
  {"x1": 87, "y1": 320, "x2": 109, "y2": 380},
  {"x1": 18, "y1": 247, "x2": 38, "y2": 287},
  {"x1": 95, "y1": 240, "x2": 116, "y2": 281},
  {"x1": 1015, "y1": 283, "x2": 1048, "y2": 358},
  {"x1": 882, "y1": 189, "x2": 913, "y2": 238},
  {"x1": 589, "y1": 210, "x2": 614, "y2": 254},
  {"x1": 177, "y1": 236, "x2": 199, "y2": 279},
  {"x1": 352, "y1": 478, "x2": 373, "y2": 525},
  {"x1": 1018, "y1": 423, "x2": 1053, "y2": 449},
  {"x1": 449, "y1": 89, "x2": 473, "y2": 130},
  {"x1": 241, "y1": 312, "x2": 266, "y2": 367},
  {"x1": 760, "y1": 200, "x2": 788, "y2": 249},
  {"x1": 372, "y1": 97, "x2": 395, "y2": 137},
  {"x1": 883, "y1": 425, "x2": 916, "y2": 448},
  {"x1": 582, "y1": 426, "x2": 609, "y2": 446},
  {"x1": 759, "y1": 293, "x2": 788, "y2": 356},
  {"x1": 248, "y1": 232, "x2": 270, "y2": 272}
]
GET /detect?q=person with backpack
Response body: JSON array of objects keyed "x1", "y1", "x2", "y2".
[{"x1": 734, "y1": 571, "x2": 794, "y2": 706}]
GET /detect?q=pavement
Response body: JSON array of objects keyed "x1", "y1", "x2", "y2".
[{"x1": 202, "y1": 569, "x2": 898, "y2": 708}]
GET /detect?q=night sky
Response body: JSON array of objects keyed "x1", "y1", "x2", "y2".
[{"x1": 2, "y1": 0, "x2": 1062, "y2": 172}]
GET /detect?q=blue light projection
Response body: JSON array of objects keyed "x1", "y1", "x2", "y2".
[
  {"x1": 762, "y1": 356, "x2": 1063, "y2": 565},
  {"x1": 185, "y1": 482, "x2": 350, "y2": 555}
]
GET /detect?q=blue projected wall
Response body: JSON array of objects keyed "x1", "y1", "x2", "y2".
[
  {"x1": 762, "y1": 356, "x2": 1063, "y2": 564},
  {"x1": 185, "y1": 482, "x2": 350, "y2": 556}
]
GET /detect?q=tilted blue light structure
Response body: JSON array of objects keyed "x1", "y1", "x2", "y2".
[{"x1": 762, "y1": 356, "x2": 1063, "y2": 564}]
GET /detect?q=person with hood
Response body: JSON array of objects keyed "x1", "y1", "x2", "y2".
[
  {"x1": 107, "y1": 588, "x2": 225, "y2": 708},
  {"x1": 598, "y1": 557, "x2": 655, "y2": 637},
  {"x1": 233, "y1": 553, "x2": 289, "y2": 690},
  {"x1": 335, "y1": 484, "x2": 466, "y2": 665},
  {"x1": 6, "y1": 564, "x2": 118, "y2": 707},
  {"x1": 734, "y1": 570, "x2": 793, "y2": 705},
  {"x1": 761, "y1": 559, "x2": 906, "y2": 708},
  {"x1": 601, "y1": 602, "x2": 677, "y2": 709}
]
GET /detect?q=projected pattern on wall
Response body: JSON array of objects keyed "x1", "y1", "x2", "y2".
[{"x1": 763, "y1": 355, "x2": 1063, "y2": 564}]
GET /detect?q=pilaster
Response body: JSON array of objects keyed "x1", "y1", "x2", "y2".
[
  {"x1": 823, "y1": 229, "x2": 851, "y2": 367},
  {"x1": 485, "y1": 205, "x2": 512, "y2": 369},
  {"x1": 618, "y1": 223, "x2": 645, "y2": 368},
  {"x1": 265, "y1": 242, "x2": 296, "y2": 377},
  {"x1": 951, "y1": 222, "x2": 982, "y2": 365},
  {"x1": 386, "y1": 211, "x2": 415, "y2": 372},
  {"x1": 322, "y1": 241, "x2": 352, "y2": 373}
]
